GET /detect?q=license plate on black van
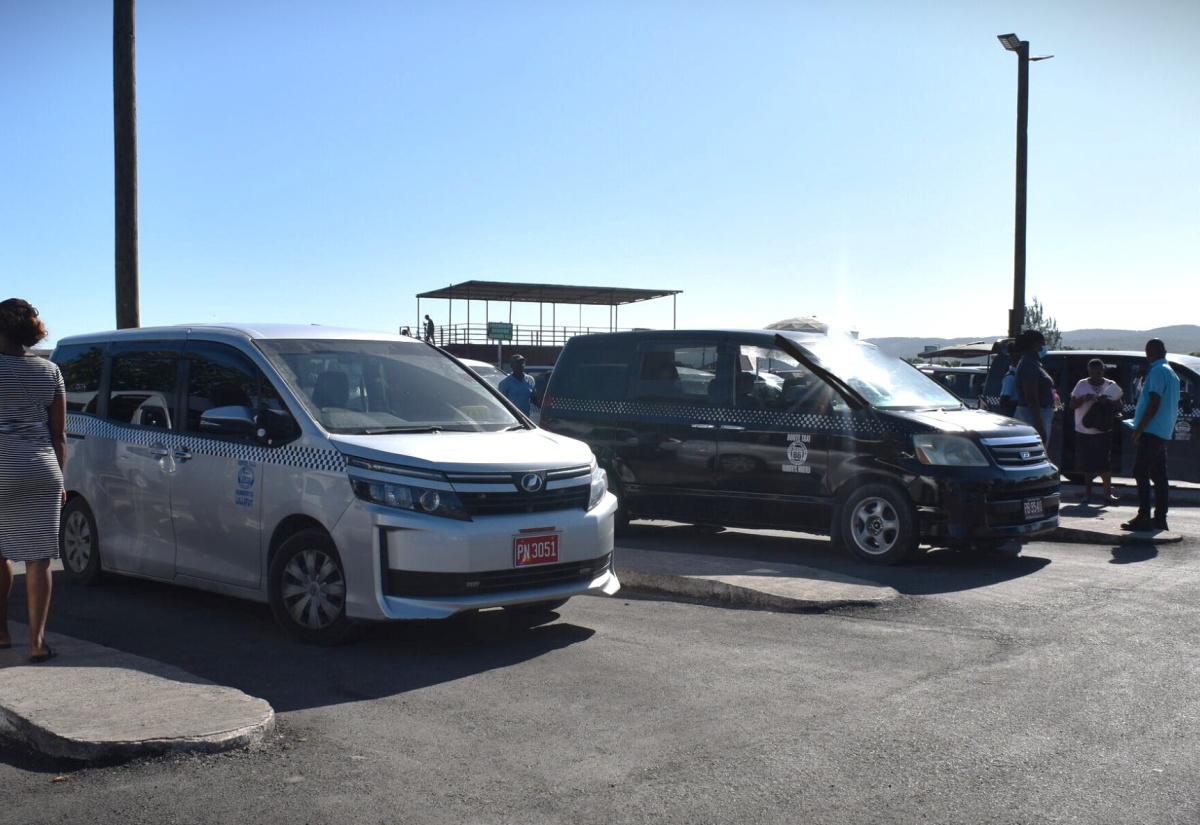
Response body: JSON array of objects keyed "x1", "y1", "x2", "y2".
[{"x1": 1023, "y1": 498, "x2": 1045, "y2": 520}]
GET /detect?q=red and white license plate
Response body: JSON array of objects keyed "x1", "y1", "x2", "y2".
[
  {"x1": 1023, "y1": 497, "x2": 1045, "y2": 520},
  {"x1": 513, "y1": 533, "x2": 560, "y2": 567}
]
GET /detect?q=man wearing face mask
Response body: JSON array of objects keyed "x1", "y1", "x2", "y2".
[{"x1": 1013, "y1": 329, "x2": 1054, "y2": 449}]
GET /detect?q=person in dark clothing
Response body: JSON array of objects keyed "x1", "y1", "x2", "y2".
[
  {"x1": 423, "y1": 315, "x2": 435, "y2": 343},
  {"x1": 1013, "y1": 329, "x2": 1053, "y2": 448}
]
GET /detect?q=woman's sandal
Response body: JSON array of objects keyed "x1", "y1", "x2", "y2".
[{"x1": 29, "y1": 644, "x2": 56, "y2": 664}]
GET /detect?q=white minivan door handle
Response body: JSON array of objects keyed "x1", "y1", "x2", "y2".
[
  {"x1": 148, "y1": 446, "x2": 169, "y2": 457},
  {"x1": 173, "y1": 448, "x2": 194, "y2": 462}
]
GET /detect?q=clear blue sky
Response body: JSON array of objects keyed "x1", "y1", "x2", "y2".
[{"x1": 3, "y1": 1, "x2": 1197, "y2": 347}]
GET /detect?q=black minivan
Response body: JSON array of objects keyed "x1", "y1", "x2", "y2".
[{"x1": 539, "y1": 329, "x2": 1060, "y2": 564}]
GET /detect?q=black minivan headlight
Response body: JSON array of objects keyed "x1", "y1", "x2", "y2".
[{"x1": 913, "y1": 434, "x2": 990, "y2": 467}]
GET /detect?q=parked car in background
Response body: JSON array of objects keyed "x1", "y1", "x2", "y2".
[
  {"x1": 540, "y1": 329, "x2": 1060, "y2": 565},
  {"x1": 918, "y1": 365, "x2": 987, "y2": 409},
  {"x1": 460, "y1": 357, "x2": 506, "y2": 388}
]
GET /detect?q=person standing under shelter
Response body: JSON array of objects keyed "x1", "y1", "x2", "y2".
[
  {"x1": 499, "y1": 354, "x2": 536, "y2": 415},
  {"x1": 1013, "y1": 329, "x2": 1054, "y2": 449},
  {"x1": 0, "y1": 298, "x2": 66, "y2": 663},
  {"x1": 423, "y1": 314, "x2": 435, "y2": 344},
  {"x1": 1122, "y1": 339, "x2": 1180, "y2": 532},
  {"x1": 1069, "y1": 358, "x2": 1122, "y2": 505}
]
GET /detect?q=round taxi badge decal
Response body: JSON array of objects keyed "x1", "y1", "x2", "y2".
[
  {"x1": 787, "y1": 440, "x2": 808, "y2": 466},
  {"x1": 237, "y1": 465, "x2": 256, "y2": 489}
]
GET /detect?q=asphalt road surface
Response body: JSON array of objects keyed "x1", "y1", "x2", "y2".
[{"x1": 2, "y1": 508, "x2": 1198, "y2": 825}]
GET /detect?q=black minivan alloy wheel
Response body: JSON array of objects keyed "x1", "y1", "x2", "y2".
[
  {"x1": 834, "y1": 482, "x2": 919, "y2": 565},
  {"x1": 59, "y1": 496, "x2": 103, "y2": 585},
  {"x1": 269, "y1": 529, "x2": 353, "y2": 645}
]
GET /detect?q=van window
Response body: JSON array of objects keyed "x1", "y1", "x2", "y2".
[
  {"x1": 632, "y1": 344, "x2": 718, "y2": 406},
  {"x1": 54, "y1": 344, "x2": 103, "y2": 413},
  {"x1": 799, "y1": 338, "x2": 961, "y2": 410},
  {"x1": 256, "y1": 338, "x2": 520, "y2": 433},
  {"x1": 183, "y1": 342, "x2": 287, "y2": 435},
  {"x1": 738, "y1": 346, "x2": 836, "y2": 414},
  {"x1": 107, "y1": 348, "x2": 180, "y2": 428}
]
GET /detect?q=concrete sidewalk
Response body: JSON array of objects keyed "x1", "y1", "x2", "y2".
[
  {"x1": 0, "y1": 622, "x2": 274, "y2": 762},
  {"x1": 0, "y1": 479, "x2": 1190, "y2": 764}
]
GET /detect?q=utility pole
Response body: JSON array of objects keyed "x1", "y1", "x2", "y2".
[{"x1": 114, "y1": 0, "x2": 139, "y2": 329}]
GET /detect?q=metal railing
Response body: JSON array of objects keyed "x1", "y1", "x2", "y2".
[{"x1": 410, "y1": 323, "x2": 633, "y2": 348}]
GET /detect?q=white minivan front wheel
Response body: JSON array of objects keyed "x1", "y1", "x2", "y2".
[
  {"x1": 834, "y1": 482, "x2": 919, "y2": 565},
  {"x1": 269, "y1": 529, "x2": 353, "y2": 645}
]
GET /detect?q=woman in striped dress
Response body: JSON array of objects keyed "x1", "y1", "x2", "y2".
[{"x1": 0, "y1": 298, "x2": 66, "y2": 663}]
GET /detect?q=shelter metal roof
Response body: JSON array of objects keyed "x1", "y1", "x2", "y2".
[{"x1": 415, "y1": 280, "x2": 680, "y2": 307}]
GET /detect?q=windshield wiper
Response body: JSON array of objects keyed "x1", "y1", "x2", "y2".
[{"x1": 363, "y1": 426, "x2": 444, "y2": 434}]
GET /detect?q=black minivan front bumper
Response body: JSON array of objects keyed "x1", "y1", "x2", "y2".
[{"x1": 910, "y1": 472, "x2": 1061, "y2": 546}]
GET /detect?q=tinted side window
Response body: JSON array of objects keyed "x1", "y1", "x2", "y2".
[
  {"x1": 551, "y1": 342, "x2": 636, "y2": 402},
  {"x1": 631, "y1": 344, "x2": 719, "y2": 406},
  {"x1": 107, "y1": 348, "x2": 180, "y2": 429},
  {"x1": 183, "y1": 343, "x2": 285, "y2": 434},
  {"x1": 53, "y1": 344, "x2": 104, "y2": 413}
]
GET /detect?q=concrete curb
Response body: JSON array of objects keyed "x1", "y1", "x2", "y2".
[
  {"x1": 619, "y1": 568, "x2": 898, "y2": 610},
  {"x1": 0, "y1": 626, "x2": 274, "y2": 762}
]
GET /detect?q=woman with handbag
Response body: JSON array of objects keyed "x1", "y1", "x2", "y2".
[
  {"x1": 0, "y1": 298, "x2": 66, "y2": 662},
  {"x1": 1069, "y1": 358, "x2": 1123, "y2": 505}
]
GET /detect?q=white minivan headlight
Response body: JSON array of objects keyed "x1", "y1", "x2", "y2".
[
  {"x1": 350, "y1": 478, "x2": 470, "y2": 520},
  {"x1": 913, "y1": 434, "x2": 990, "y2": 467},
  {"x1": 588, "y1": 464, "x2": 609, "y2": 511}
]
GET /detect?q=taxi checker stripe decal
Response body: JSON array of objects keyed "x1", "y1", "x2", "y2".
[
  {"x1": 548, "y1": 398, "x2": 904, "y2": 436},
  {"x1": 66, "y1": 414, "x2": 346, "y2": 472}
]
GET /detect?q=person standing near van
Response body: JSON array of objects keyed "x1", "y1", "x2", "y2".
[
  {"x1": 1122, "y1": 339, "x2": 1180, "y2": 532},
  {"x1": 1069, "y1": 358, "x2": 1122, "y2": 505},
  {"x1": 499, "y1": 354, "x2": 536, "y2": 415},
  {"x1": 0, "y1": 298, "x2": 66, "y2": 663},
  {"x1": 996, "y1": 342, "x2": 1019, "y2": 416},
  {"x1": 1013, "y1": 329, "x2": 1054, "y2": 448}
]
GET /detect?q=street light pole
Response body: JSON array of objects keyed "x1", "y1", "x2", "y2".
[{"x1": 997, "y1": 34, "x2": 1051, "y2": 341}]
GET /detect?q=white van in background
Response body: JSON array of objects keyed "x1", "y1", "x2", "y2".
[{"x1": 52, "y1": 324, "x2": 618, "y2": 644}]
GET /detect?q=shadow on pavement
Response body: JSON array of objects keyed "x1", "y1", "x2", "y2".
[
  {"x1": 11, "y1": 572, "x2": 595, "y2": 715},
  {"x1": 1110, "y1": 544, "x2": 1159, "y2": 564},
  {"x1": 618, "y1": 522, "x2": 1052, "y2": 598}
]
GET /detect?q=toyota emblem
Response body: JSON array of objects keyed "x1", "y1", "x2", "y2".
[{"x1": 520, "y1": 473, "x2": 545, "y2": 493}]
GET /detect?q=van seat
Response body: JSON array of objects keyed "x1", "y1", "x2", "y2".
[{"x1": 312, "y1": 371, "x2": 350, "y2": 408}]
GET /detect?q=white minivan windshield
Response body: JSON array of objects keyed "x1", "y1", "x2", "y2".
[
  {"x1": 257, "y1": 339, "x2": 523, "y2": 433},
  {"x1": 795, "y1": 336, "x2": 964, "y2": 410}
]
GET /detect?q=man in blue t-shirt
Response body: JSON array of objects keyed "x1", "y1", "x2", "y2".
[
  {"x1": 499, "y1": 354, "x2": 536, "y2": 415},
  {"x1": 1122, "y1": 338, "x2": 1181, "y2": 532}
]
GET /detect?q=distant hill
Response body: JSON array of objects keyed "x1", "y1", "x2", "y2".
[{"x1": 865, "y1": 325, "x2": 1200, "y2": 362}]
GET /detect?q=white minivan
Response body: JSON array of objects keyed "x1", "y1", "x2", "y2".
[{"x1": 52, "y1": 324, "x2": 619, "y2": 643}]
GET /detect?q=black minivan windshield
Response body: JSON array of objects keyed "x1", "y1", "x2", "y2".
[
  {"x1": 795, "y1": 336, "x2": 964, "y2": 410},
  {"x1": 257, "y1": 339, "x2": 522, "y2": 433}
]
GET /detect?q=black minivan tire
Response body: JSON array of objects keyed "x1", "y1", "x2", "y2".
[
  {"x1": 834, "y1": 482, "x2": 919, "y2": 565},
  {"x1": 269, "y1": 529, "x2": 354, "y2": 645},
  {"x1": 59, "y1": 496, "x2": 103, "y2": 585}
]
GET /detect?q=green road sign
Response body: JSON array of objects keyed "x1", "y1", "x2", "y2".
[{"x1": 486, "y1": 322, "x2": 514, "y2": 341}]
